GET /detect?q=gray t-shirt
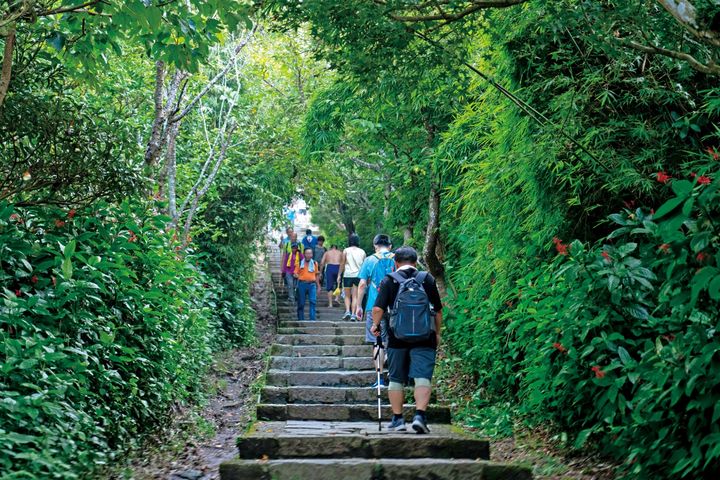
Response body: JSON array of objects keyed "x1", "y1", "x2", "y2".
[{"x1": 313, "y1": 245, "x2": 327, "y2": 265}]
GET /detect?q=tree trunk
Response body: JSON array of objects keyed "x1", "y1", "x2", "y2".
[
  {"x1": 422, "y1": 182, "x2": 445, "y2": 294},
  {"x1": 338, "y1": 201, "x2": 355, "y2": 237},
  {"x1": 403, "y1": 224, "x2": 414, "y2": 245},
  {"x1": 165, "y1": 120, "x2": 181, "y2": 222},
  {"x1": 0, "y1": 27, "x2": 16, "y2": 109}
]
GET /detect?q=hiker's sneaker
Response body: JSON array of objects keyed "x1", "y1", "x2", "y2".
[
  {"x1": 370, "y1": 378, "x2": 385, "y2": 388},
  {"x1": 342, "y1": 311, "x2": 351, "y2": 321},
  {"x1": 411, "y1": 414, "x2": 430, "y2": 434},
  {"x1": 387, "y1": 417, "x2": 406, "y2": 432},
  {"x1": 350, "y1": 314, "x2": 358, "y2": 322}
]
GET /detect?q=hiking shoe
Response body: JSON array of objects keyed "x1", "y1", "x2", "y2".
[
  {"x1": 387, "y1": 417, "x2": 406, "y2": 432},
  {"x1": 411, "y1": 414, "x2": 430, "y2": 434},
  {"x1": 370, "y1": 378, "x2": 385, "y2": 388},
  {"x1": 350, "y1": 314, "x2": 358, "y2": 322},
  {"x1": 342, "y1": 311, "x2": 351, "y2": 321}
]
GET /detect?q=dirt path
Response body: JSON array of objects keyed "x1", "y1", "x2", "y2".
[{"x1": 119, "y1": 245, "x2": 276, "y2": 480}]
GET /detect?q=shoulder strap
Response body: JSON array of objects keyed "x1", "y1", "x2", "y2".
[
  {"x1": 415, "y1": 271, "x2": 429, "y2": 284},
  {"x1": 388, "y1": 271, "x2": 405, "y2": 283}
]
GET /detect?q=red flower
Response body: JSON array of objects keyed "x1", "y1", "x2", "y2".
[
  {"x1": 623, "y1": 200, "x2": 636, "y2": 209},
  {"x1": 68, "y1": 209, "x2": 76, "y2": 219},
  {"x1": 659, "y1": 243, "x2": 671, "y2": 254},
  {"x1": 662, "y1": 334, "x2": 675, "y2": 342},
  {"x1": 696, "y1": 252, "x2": 710, "y2": 263},
  {"x1": 602, "y1": 251, "x2": 611, "y2": 262},
  {"x1": 591, "y1": 366, "x2": 606, "y2": 379},
  {"x1": 51, "y1": 276, "x2": 57, "y2": 287},
  {"x1": 31, "y1": 275, "x2": 38, "y2": 284},
  {"x1": 697, "y1": 175, "x2": 711, "y2": 185},
  {"x1": 553, "y1": 237, "x2": 569, "y2": 255},
  {"x1": 552, "y1": 342, "x2": 568, "y2": 354},
  {"x1": 650, "y1": 208, "x2": 655, "y2": 215},
  {"x1": 690, "y1": 172, "x2": 697, "y2": 178},
  {"x1": 14, "y1": 289, "x2": 21, "y2": 297},
  {"x1": 54, "y1": 219, "x2": 66, "y2": 228},
  {"x1": 128, "y1": 230, "x2": 138, "y2": 243},
  {"x1": 656, "y1": 172, "x2": 671, "y2": 184},
  {"x1": 707, "y1": 147, "x2": 719, "y2": 161}
]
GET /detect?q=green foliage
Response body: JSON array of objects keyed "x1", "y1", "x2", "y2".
[
  {"x1": 481, "y1": 171, "x2": 720, "y2": 478},
  {"x1": 0, "y1": 201, "x2": 216, "y2": 479}
]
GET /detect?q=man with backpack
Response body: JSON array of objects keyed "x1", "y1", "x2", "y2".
[
  {"x1": 369, "y1": 246, "x2": 443, "y2": 434},
  {"x1": 356, "y1": 234, "x2": 395, "y2": 387}
]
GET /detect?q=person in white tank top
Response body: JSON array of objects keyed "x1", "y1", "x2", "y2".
[{"x1": 337, "y1": 234, "x2": 366, "y2": 321}]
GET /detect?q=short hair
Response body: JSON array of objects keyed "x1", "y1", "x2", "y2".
[
  {"x1": 304, "y1": 247, "x2": 313, "y2": 253},
  {"x1": 291, "y1": 242, "x2": 299, "y2": 248},
  {"x1": 306, "y1": 228, "x2": 312, "y2": 235},
  {"x1": 348, "y1": 234, "x2": 360, "y2": 247},
  {"x1": 286, "y1": 227, "x2": 293, "y2": 233},
  {"x1": 317, "y1": 235, "x2": 325, "y2": 242},
  {"x1": 373, "y1": 234, "x2": 391, "y2": 247},
  {"x1": 394, "y1": 246, "x2": 418, "y2": 264},
  {"x1": 330, "y1": 245, "x2": 338, "y2": 249}
]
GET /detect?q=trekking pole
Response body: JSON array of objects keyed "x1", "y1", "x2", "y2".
[{"x1": 374, "y1": 332, "x2": 384, "y2": 432}]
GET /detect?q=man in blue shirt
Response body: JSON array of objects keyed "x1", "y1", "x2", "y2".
[
  {"x1": 301, "y1": 228, "x2": 317, "y2": 251},
  {"x1": 356, "y1": 234, "x2": 395, "y2": 387}
]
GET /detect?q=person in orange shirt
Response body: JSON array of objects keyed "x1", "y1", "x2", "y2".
[{"x1": 294, "y1": 247, "x2": 321, "y2": 320}]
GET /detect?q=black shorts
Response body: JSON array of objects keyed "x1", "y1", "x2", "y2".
[{"x1": 343, "y1": 277, "x2": 360, "y2": 288}]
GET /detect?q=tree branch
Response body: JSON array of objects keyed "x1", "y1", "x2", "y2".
[
  {"x1": 656, "y1": 0, "x2": 720, "y2": 47},
  {"x1": 39, "y1": 1, "x2": 103, "y2": 17},
  {"x1": 620, "y1": 37, "x2": 720, "y2": 75},
  {"x1": 387, "y1": 0, "x2": 527, "y2": 22},
  {"x1": 170, "y1": 24, "x2": 257, "y2": 123}
]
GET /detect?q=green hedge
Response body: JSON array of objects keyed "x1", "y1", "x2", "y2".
[{"x1": 0, "y1": 201, "x2": 239, "y2": 479}]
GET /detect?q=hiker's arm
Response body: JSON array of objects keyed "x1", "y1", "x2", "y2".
[
  {"x1": 434, "y1": 310, "x2": 443, "y2": 344},
  {"x1": 355, "y1": 279, "x2": 367, "y2": 317},
  {"x1": 370, "y1": 306, "x2": 384, "y2": 336},
  {"x1": 319, "y1": 252, "x2": 326, "y2": 270},
  {"x1": 338, "y1": 252, "x2": 346, "y2": 280}
]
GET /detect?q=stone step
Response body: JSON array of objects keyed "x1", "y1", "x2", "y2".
[
  {"x1": 275, "y1": 334, "x2": 366, "y2": 346},
  {"x1": 256, "y1": 404, "x2": 452, "y2": 423},
  {"x1": 277, "y1": 326, "x2": 366, "y2": 336},
  {"x1": 220, "y1": 459, "x2": 532, "y2": 480},
  {"x1": 270, "y1": 356, "x2": 374, "y2": 371},
  {"x1": 277, "y1": 315, "x2": 360, "y2": 323},
  {"x1": 271, "y1": 344, "x2": 372, "y2": 357},
  {"x1": 279, "y1": 321, "x2": 364, "y2": 328},
  {"x1": 266, "y1": 369, "x2": 376, "y2": 387},
  {"x1": 236, "y1": 435, "x2": 489, "y2": 460},
  {"x1": 261, "y1": 386, "x2": 436, "y2": 404}
]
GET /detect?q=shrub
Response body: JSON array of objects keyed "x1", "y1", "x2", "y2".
[
  {"x1": 0, "y1": 201, "x2": 216, "y2": 479},
  {"x1": 464, "y1": 172, "x2": 720, "y2": 478}
]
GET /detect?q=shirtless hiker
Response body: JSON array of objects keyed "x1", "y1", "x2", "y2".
[{"x1": 320, "y1": 244, "x2": 342, "y2": 308}]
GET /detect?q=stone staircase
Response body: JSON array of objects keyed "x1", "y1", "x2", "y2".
[{"x1": 219, "y1": 245, "x2": 532, "y2": 479}]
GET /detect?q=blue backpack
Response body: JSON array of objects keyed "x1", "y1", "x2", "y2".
[
  {"x1": 369, "y1": 252, "x2": 395, "y2": 292},
  {"x1": 388, "y1": 271, "x2": 434, "y2": 342}
]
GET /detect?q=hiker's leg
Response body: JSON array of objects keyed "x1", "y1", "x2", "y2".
[
  {"x1": 297, "y1": 282, "x2": 307, "y2": 320},
  {"x1": 309, "y1": 283, "x2": 317, "y2": 320},
  {"x1": 386, "y1": 348, "x2": 410, "y2": 415},
  {"x1": 350, "y1": 284, "x2": 358, "y2": 314},
  {"x1": 413, "y1": 381, "x2": 431, "y2": 411},
  {"x1": 343, "y1": 282, "x2": 352, "y2": 312},
  {"x1": 327, "y1": 290, "x2": 333, "y2": 307},
  {"x1": 284, "y1": 272, "x2": 294, "y2": 301}
]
